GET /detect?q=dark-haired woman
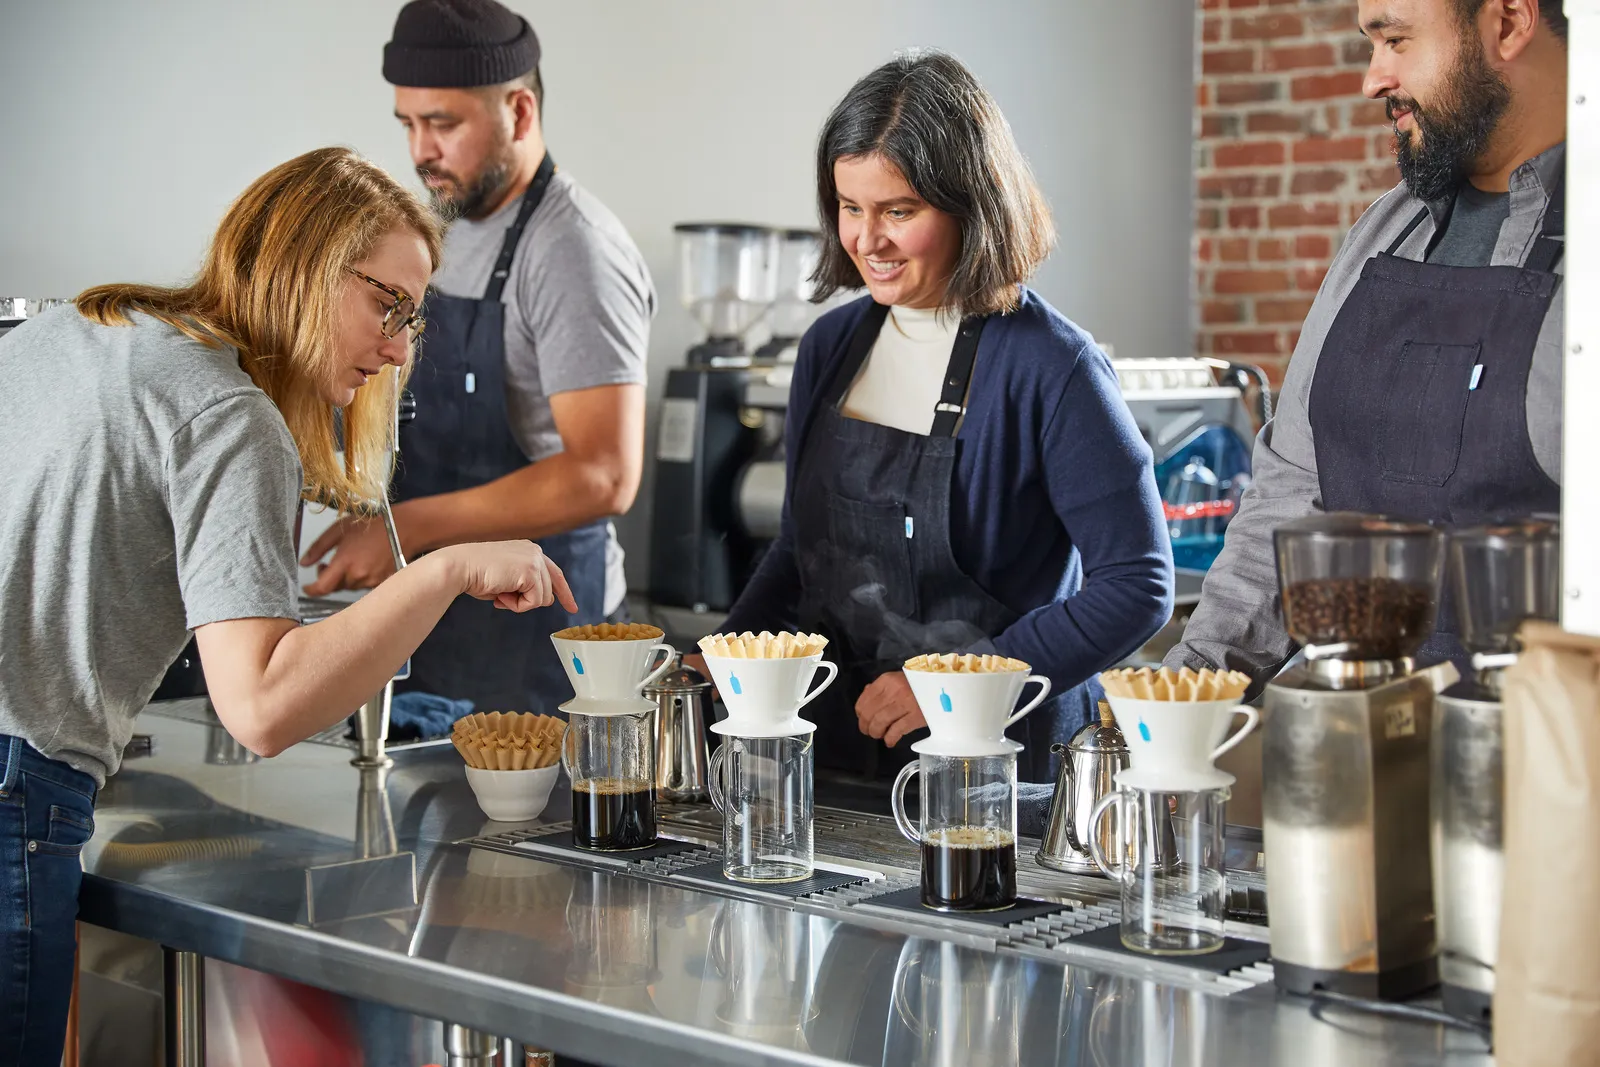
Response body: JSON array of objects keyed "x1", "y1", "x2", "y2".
[{"x1": 696, "y1": 51, "x2": 1173, "y2": 783}]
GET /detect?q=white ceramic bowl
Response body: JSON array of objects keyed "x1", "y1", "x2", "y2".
[{"x1": 465, "y1": 763, "x2": 561, "y2": 823}]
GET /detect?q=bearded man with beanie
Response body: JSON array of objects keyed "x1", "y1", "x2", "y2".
[
  {"x1": 1169, "y1": 0, "x2": 1569, "y2": 686},
  {"x1": 302, "y1": 0, "x2": 656, "y2": 715}
]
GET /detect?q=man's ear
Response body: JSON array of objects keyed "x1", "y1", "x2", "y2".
[
  {"x1": 1492, "y1": 0, "x2": 1544, "y2": 61},
  {"x1": 510, "y1": 87, "x2": 540, "y2": 143}
]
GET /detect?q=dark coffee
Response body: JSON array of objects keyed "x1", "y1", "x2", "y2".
[
  {"x1": 573, "y1": 777, "x2": 657, "y2": 851},
  {"x1": 920, "y1": 827, "x2": 1017, "y2": 911}
]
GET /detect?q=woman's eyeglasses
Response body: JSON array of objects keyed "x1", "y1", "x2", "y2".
[{"x1": 347, "y1": 268, "x2": 425, "y2": 339}]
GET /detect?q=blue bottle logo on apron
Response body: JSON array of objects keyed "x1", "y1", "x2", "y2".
[
  {"x1": 939, "y1": 689, "x2": 953, "y2": 713},
  {"x1": 572, "y1": 655, "x2": 585, "y2": 676}
]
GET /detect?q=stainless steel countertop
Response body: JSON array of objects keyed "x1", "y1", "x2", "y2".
[{"x1": 80, "y1": 703, "x2": 1493, "y2": 1066}]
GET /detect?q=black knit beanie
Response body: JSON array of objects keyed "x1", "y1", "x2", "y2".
[{"x1": 383, "y1": 0, "x2": 540, "y2": 88}]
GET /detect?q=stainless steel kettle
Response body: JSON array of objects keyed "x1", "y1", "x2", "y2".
[
  {"x1": 1037, "y1": 703, "x2": 1130, "y2": 874},
  {"x1": 647, "y1": 656, "x2": 712, "y2": 802}
]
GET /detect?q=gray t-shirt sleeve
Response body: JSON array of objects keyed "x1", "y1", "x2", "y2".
[
  {"x1": 514, "y1": 223, "x2": 651, "y2": 397},
  {"x1": 166, "y1": 392, "x2": 303, "y2": 629}
]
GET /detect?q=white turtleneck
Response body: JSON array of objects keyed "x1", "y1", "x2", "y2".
[{"x1": 840, "y1": 305, "x2": 961, "y2": 435}]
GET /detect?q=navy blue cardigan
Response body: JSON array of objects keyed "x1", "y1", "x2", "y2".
[{"x1": 722, "y1": 289, "x2": 1174, "y2": 697}]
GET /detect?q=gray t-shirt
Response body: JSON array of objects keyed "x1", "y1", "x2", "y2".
[
  {"x1": 0, "y1": 309, "x2": 302, "y2": 784},
  {"x1": 431, "y1": 169, "x2": 656, "y2": 615},
  {"x1": 1428, "y1": 183, "x2": 1511, "y2": 268}
]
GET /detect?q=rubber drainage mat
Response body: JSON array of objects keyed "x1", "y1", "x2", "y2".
[
  {"x1": 669, "y1": 860, "x2": 877, "y2": 898},
  {"x1": 860, "y1": 886, "x2": 1072, "y2": 927},
  {"x1": 510, "y1": 829, "x2": 705, "y2": 867},
  {"x1": 1063, "y1": 924, "x2": 1270, "y2": 975}
]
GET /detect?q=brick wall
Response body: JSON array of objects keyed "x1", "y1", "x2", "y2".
[{"x1": 1195, "y1": 0, "x2": 1400, "y2": 382}]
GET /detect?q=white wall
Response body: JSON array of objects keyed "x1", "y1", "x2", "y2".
[{"x1": 0, "y1": 0, "x2": 1196, "y2": 590}]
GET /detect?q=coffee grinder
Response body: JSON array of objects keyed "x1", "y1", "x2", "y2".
[
  {"x1": 1432, "y1": 518, "x2": 1559, "y2": 1023},
  {"x1": 1261, "y1": 513, "x2": 1457, "y2": 999},
  {"x1": 751, "y1": 229, "x2": 821, "y2": 365},
  {"x1": 650, "y1": 224, "x2": 780, "y2": 613}
]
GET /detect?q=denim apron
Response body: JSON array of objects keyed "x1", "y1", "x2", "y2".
[
  {"x1": 791, "y1": 303, "x2": 1094, "y2": 783},
  {"x1": 393, "y1": 153, "x2": 606, "y2": 713},
  {"x1": 1308, "y1": 173, "x2": 1564, "y2": 668}
]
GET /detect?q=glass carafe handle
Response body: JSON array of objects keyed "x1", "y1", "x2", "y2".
[
  {"x1": 890, "y1": 761, "x2": 922, "y2": 844},
  {"x1": 560, "y1": 721, "x2": 576, "y2": 780},
  {"x1": 708, "y1": 743, "x2": 727, "y2": 814}
]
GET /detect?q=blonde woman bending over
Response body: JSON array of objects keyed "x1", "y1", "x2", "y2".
[{"x1": 0, "y1": 146, "x2": 576, "y2": 1065}]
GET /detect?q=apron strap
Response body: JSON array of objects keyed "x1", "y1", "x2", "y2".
[
  {"x1": 1525, "y1": 167, "x2": 1565, "y2": 274},
  {"x1": 482, "y1": 152, "x2": 557, "y2": 303},
  {"x1": 1386, "y1": 206, "x2": 1431, "y2": 257},
  {"x1": 827, "y1": 301, "x2": 891, "y2": 405},
  {"x1": 930, "y1": 315, "x2": 989, "y2": 438},
  {"x1": 827, "y1": 302, "x2": 989, "y2": 439}
]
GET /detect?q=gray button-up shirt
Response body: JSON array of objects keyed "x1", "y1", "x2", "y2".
[{"x1": 1167, "y1": 143, "x2": 1565, "y2": 685}]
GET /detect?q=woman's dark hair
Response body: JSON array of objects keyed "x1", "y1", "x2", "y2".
[{"x1": 811, "y1": 49, "x2": 1054, "y2": 316}]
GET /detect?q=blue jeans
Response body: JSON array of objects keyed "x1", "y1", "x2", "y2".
[{"x1": 0, "y1": 735, "x2": 97, "y2": 1067}]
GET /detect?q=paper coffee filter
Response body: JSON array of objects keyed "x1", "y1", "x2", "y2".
[
  {"x1": 452, "y1": 712, "x2": 565, "y2": 770},
  {"x1": 698, "y1": 630, "x2": 828, "y2": 660},
  {"x1": 903, "y1": 652, "x2": 1031, "y2": 674},
  {"x1": 1099, "y1": 666, "x2": 1249, "y2": 702},
  {"x1": 552, "y1": 621, "x2": 665, "y2": 641}
]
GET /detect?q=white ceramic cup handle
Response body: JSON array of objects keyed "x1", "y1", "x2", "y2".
[
  {"x1": 707, "y1": 743, "x2": 727, "y2": 814},
  {"x1": 797, "y1": 660, "x2": 840, "y2": 710},
  {"x1": 637, "y1": 644, "x2": 677, "y2": 690},
  {"x1": 890, "y1": 761, "x2": 921, "y2": 844},
  {"x1": 1211, "y1": 705, "x2": 1260, "y2": 760},
  {"x1": 1086, "y1": 791, "x2": 1126, "y2": 879},
  {"x1": 1004, "y1": 675, "x2": 1053, "y2": 728}
]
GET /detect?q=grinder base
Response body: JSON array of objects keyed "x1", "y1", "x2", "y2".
[
  {"x1": 1441, "y1": 982, "x2": 1493, "y2": 1024},
  {"x1": 1271, "y1": 957, "x2": 1438, "y2": 1001}
]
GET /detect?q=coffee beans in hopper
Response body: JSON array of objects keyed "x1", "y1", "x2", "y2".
[{"x1": 1282, "y1": 577, "x2": 1434, "y2": 660}]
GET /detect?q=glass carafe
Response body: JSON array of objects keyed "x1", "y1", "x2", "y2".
[
  {"x1": 1089, "y1": 785, "x2": 1229, "y2": 955},
  {"x1": 563, "y1": 709, "x2": 657, "y2": 851},
  {"x1": 709, "y1": 732, "x2": 814, "y2": 883},
  {"x1": 891, "y1": 750, "x2": 1018, "y2": 912},
  {"x1": 1274, "y1": 512, "x2": 1443, "y2": 661}
]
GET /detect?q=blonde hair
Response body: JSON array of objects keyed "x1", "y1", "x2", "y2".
[{"x1": 77, "y1": 147, "x2": 444, "y2": 511}]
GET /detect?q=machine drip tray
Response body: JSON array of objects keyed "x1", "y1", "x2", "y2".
[
  {"x1": 1066, "y1": 924, "x2": 1270, "y2": 975},
  {"x1": 509, "y1": 829, "x2": 710, "y2": 869},
  {"x1": 856, "y1": 886, "x2": 1072, "y2": 928},
  {"x1": 669, "y1": 860, "x2": 877, "y2": 899}
]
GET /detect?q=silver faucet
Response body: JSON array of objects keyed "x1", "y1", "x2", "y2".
[{"x1": 352, "y1": 385, "x2": 412, "y2": 769}]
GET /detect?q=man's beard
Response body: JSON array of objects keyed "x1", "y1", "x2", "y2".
[
  {"x1": 418, "y1": 151, "x2": 514, "y2": 222},
  {"x1": 1389, "y1": 34, "x2": 1512, "y2": 202}
]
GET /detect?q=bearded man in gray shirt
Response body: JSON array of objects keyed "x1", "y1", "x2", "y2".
[
  {"x1": 1168, "y1": 0, "x2": 1569, "y2": 687},
  {"x1": 302, "y1": 0, "x2": 656, "y2": 713}
]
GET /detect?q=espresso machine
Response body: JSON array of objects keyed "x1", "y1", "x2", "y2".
[
  {"x1": 650, "y1": 224, "x2": 783, "y2": 614},
  {"x1": 1432, "y1": 518, "x2": 1559, "y2": 1023},
  {"x1": 1110, "y1": 358, "x2": 1264, "y2": 597},
  {"x1": 1261, "y1": 513, "x2": 1457, "y2": 999}
]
